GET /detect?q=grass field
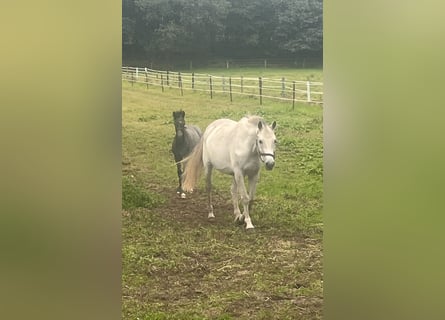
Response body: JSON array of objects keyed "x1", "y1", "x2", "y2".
[{"x1": 122, "y1": 68, "x2": 323, "y2": 319}]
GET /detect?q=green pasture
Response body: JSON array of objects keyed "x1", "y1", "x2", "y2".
[{"x1": 122, "y1": 68, "x2": 323, "y2": 319}]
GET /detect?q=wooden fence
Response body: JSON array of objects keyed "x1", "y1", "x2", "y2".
[
  {"x1": 122, "y1": 67, "x2": 323, "y2": 107},
  {"x1": 123, "y1": 57, "x2": 323, "y2": 70}
]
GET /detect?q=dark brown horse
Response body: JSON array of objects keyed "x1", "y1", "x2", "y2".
[{"x1": 171, "y1": 110, "x2": 202, "y2": 198}]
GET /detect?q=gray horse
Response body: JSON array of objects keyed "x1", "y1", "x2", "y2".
[
  {"x1": 182, "y1": 116, "x2": 277, "y2": 229},
  {"x1": 171, "y1": 110, "x2": 202, "y2": 198}
]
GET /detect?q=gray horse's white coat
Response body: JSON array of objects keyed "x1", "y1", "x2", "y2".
[{"x1": 182, "y1": 115, "x2": 277, "y2": 229}]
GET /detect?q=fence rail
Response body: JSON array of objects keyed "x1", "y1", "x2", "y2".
[{"x1": 122, "y1": 66, "x2": 323, "y2": 107}]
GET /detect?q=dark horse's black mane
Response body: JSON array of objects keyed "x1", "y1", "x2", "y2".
[{"x1": 171, "y1": 110, "x2": 202, "y2": 197}]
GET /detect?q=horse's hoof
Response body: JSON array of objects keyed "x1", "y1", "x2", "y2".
[
  {"x1": 245, "y1": 218, "x2": 255, "y2": 230},
  {"x1": 180, "y1": 193, "x2": 186, "y2": 199},
  {"x1": 234, "y1": 215, "x2": 244, "y2": 225}
]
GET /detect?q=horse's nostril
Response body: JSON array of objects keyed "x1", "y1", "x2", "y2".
[{"x1": 265, "y1": 162, "x2": 275, "y2": 170}]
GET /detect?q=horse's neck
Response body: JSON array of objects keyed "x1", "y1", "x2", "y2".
[
  {"x1": 238, "y1": 125, "x2": 258, "y2": 152},
  {"x1": 175, "y1": 131, "x2": 185, "y2": 142},
  {"x1": 176, "y1": 127, "x2": 192, "y2": 146}
]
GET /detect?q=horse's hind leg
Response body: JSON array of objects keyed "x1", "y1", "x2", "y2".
[
  {"x1": 231, "y1": 177, "x2": 243, "y2": 223},
  {"x1": 205, "y1": 164, "x2": 214, "y2": 218}
]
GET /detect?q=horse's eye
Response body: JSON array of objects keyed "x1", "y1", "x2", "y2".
[
  {"x1": 259, "y1": 140, "x2": 263, "y2": 144},
  {"x1": 274, "y1": 139, "x2": 277, "y2": 144}
]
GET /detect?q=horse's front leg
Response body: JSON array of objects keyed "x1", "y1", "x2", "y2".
[
  {"x1": 234, "y1": 171, "x2": 254, "y2": 229},
  {"x1": 176, "y1": 161, "x2": 186, "y2": 198},
  {"x1": 231, "y1": 177, "x2": 242, "y2": 223},
  {"x1": 247, "y1": 172, "x2": 260, "y2": 214}
]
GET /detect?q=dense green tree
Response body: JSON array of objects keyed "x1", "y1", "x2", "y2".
[
  {"x1": 175, "y1": 0, "x2": 230, "y2": 55},
  {"x1": 122, "y1": 0, "x2": 322, "y2": 62},
  {"x1": 273, "y1": 0, "x2": 322, "y2": 53},
  {"x1": 222, "y1": 0, "x2": 276, "y2": 57}
]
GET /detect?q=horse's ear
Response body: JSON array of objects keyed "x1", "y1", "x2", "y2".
[
  {"x1": 172, "y1": 111, "x2": 176, "y2": 118},
  {"x1": 181, "y1": 110, "x2": 185, "y2": 117},
  {"x1": 258, "y1": 121, "x2": 263, "y2": 130},
  {"x1": 271, "y1": 121, "x2": 277, "y2": 130}
]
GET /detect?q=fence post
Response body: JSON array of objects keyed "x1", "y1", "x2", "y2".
[
  {"x1": 281, "y1": 77, "x2": 285, "y2": 97},
  {"x1": 161, "y1": 74, "x2": 164, "y2": 92},
  {"x1": 167, "y1": 70, "x2": 170, "y2": 86},
  {"x1": 192, "y1": 72, "x2": 195, "y2": 90},
  {"x1": 145, "y1": 68, "x2": 148, "y2": 89},
  {"x1": 131, "y1": 69, "x2": 134, "y2": 87},
  {"x1": 259, "y1": 77, "x2": 263, "y2": 105},
  {"x1": 240, "y1": 76, "x2": 243, "y2": 93},
  {"x1": 293, "y1": 81, "x2": 296, "y2": 110},
  {"x1": 136, "y1": 67, "x2": 139, "y2": 81},
  {"x1": 229, "y1": 77, "x2": 232, "y2": 102},
  {"x1": 209, "y1": 75, "x2": 213, "y2": 99},
  {"x1": 306, "y1": 81, "x2": 311, "y2": 103},
  {"x1": 178, "y1": 72, "x2": 183, "y2": 96}
]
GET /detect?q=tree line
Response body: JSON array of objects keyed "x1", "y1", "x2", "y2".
[{"x1": 123, "y1": 0, "x2": 322, "y2": 66}]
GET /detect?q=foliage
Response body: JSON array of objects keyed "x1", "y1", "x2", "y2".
[
  {"x1": 273, "y1": 0, "x2": 323, "y2": 53},
  {"x1": 122, "y1": 175, "x2": 164, "y2": 210},
  {"x1": 123, "y1": 0, "x2": 323, "y2": 61}
]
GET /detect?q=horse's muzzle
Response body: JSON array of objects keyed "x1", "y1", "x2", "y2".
[
  {"x1": 265, "y1": 161, "x2": 275, "y2": 170},
  {"x1": 260, "y1": 152, "x2": 275, "y2": 170}
]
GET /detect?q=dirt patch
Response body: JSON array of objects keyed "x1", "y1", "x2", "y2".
[{"x1": 123, "y1": 186, "x2": 323, "y2": 319}]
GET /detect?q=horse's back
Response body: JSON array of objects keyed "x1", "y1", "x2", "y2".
[
  {"x1": 202, "y1": 118, "x2": 259, "y2": 174},
  {"x1": 203, "y1": 119, "x2": 238, "y2": 146},
  {"x1": 172, "y1": 125, "x2": 202, "y2": 160},
  {"x1": 185, "y1": 125, "x2": 202, "y2": 141},
  {"x1": 205, "y1": 118, "x2": 236, "y2": 135},
  {"x1": 200, "y1": 119, "x2": 233, "y2": 171}
]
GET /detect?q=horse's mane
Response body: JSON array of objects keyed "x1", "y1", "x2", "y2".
[{"x1": 244, "y1": 115, "x2": 265, "y2": 127}]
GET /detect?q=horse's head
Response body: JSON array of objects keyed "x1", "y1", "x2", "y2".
[
  {"x1": 256, "y1": 120, "x2": 277, "y2": 170},
  {"x1": 173, "y1": 110, "x2": 186, "y2": 137}
]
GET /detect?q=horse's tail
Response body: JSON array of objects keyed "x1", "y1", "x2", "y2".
[{"x1": 181, "y1": 138, "x2": 204, "y2": 192}]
